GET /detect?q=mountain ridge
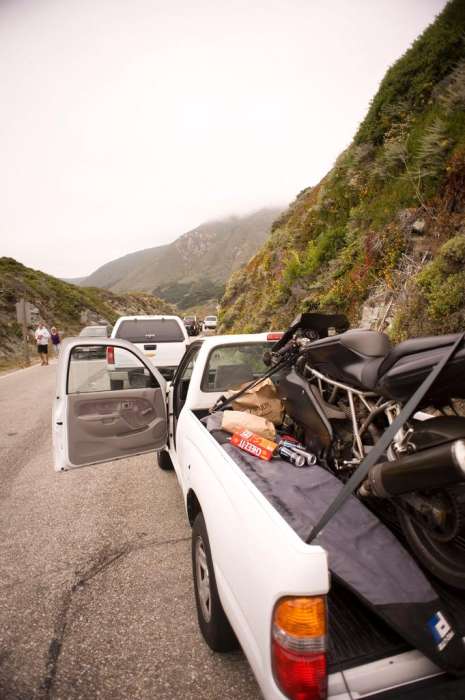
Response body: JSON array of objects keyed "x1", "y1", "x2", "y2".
[{"x1": 80, "y1": 207, "x2": 281, "y2": 309}]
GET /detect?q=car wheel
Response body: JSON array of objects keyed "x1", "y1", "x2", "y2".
[
  {"x1": 157, "y1": 449, "x2": 174, "y2": 471},
  {"x1": 192, "y1": 513, "x2": 238, "y2": 652}
]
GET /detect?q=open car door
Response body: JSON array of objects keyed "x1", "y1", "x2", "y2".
[{"x1": 53, "y1": 337, "x2": 168, "y2": 471}]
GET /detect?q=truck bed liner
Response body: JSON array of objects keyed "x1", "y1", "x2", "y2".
[
  {"x1": 327, "y1": 574, "x2": 465, "y2": 673},
  {"x1": 327, "y1": 581, "x2": 408, "y2": 671},
  {"x1": 328, "y1": 513, "x2": 465, "y2": 671}
]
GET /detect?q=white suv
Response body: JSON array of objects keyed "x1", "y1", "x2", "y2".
[
  {"x1": 203, "y1": 315, "x2": 217, "y2": 331},
  {"x1": 110, "y1": 315, "x2": 188, "y2": 380}
]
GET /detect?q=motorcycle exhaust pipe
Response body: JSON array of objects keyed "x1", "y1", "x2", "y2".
[{"x1": 361, "y1": 439, "x2": 465, "y2": 498}]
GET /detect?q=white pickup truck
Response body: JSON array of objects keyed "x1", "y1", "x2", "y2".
[
  {"x1": 110, "y1": 315, "x2": 189, "y2": 381},
  {"x1": 53, "y1": 333, "x2": 465, "y2": 700}
]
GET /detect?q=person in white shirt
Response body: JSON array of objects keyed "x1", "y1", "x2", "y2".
[{"x1": 34, "y1": 323, "x2": 51, "y2": 365}]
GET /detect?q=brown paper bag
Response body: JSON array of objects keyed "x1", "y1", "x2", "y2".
[
  {"x1": 225, "y1": 378, "x2": 284, "y2": 426},
  {"x1": 221, "y1": 411, "x2": 276, "y2": 440}
]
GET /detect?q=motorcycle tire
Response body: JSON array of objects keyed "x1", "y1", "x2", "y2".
[{"x1": 398, "y1": 508, "x2": 465, "y2": 590}]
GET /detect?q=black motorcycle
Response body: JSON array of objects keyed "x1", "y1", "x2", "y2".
[{"x1": 268, "y1": 313, "x2": 465, "y2": 589}]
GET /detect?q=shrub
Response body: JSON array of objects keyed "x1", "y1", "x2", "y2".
[
  {"x1": 439, "y1": 57, "x2": 465, "y2": 110},
  {"x1": 416, "y1": 117, "x2": 450, "y2": 177},
  {"x1": 417, "y1": 235, "x2": 465, "y2": 318},
  {"x1": 356, "y1": 0, "x2": 465, "y2": 144}
]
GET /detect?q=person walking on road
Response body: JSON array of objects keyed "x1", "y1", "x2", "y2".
[
  {"x1": 35, "y1": 322, "x2": 50, "y2": 365},
  {"x1": 50, "y1": 326, "x2": 61, "y2": 356}
]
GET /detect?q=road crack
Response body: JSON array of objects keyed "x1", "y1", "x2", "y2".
[
  {"x1": 36, "y1": 534, "x2": 190, "y2": 698},
  {"x1": 0, "y1": 535, "x2": 190, "y2": 592},
  {"x1": 38, "y1": 588, "x2": 72, "y2": 698}
]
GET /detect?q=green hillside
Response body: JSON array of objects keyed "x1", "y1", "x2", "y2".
[
  {"x1": 220, "y1": 0, "x2": 465, "y2": 340},
  {"x1": 81, "y1": 246, "x2": 169, "y2": 290},
  {"x1": 82, "y1": 208, "x2": 281, "y2": 310},
  {"x1": 0, "y1": 257, "x2": 175, "y2": 366}
]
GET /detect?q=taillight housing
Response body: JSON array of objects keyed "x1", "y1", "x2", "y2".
[
  {"x1": 271, "y1": 596, "x2": 327, "y2": 700},
  {"x1": 106, "y1": 346, "x2": 115, "y2": 364}
]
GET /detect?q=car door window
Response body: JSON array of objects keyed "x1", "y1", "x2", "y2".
[
  {"x1": 68, "y1": 345, "x2": 158, "y2": 394},
  {"x1": 181, "y1": 350, "x2": 199, "y2": 381}
]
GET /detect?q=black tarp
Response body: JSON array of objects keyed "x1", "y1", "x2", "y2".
[{"x1": 219, "y1": 440, "x2": 465, "y2": 673}]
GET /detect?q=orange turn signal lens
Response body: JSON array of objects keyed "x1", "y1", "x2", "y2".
[
  {"x1": 272, "y1": 597, "x2": 328, "y2": 699},
  {"x1": 274, "y1": 596, "x2": 326, "y2": 638}
]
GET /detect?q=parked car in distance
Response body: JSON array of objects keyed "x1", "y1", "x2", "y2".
[
  {"x1": 79, "y1": 325, "x2": 111, "y2": 337},
  {"x1": 183, "y1": 315, "x2": 201, "y2": 336},
  {"x1": 71, "y1": 344, "x2": 107, "y2": 361},
  {"x1": 110, "y1": 315, "x2": 188, "y2": 380},
  {"x1": 203, "y1": 315, "x2": 217, "y2": 331}
]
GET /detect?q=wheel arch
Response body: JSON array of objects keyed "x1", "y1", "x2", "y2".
[{"x1": 186, "y1": 488, "x2": 202, "y2": 526}]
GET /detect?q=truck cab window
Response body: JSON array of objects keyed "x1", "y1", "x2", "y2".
[
  {"x1": 201, "y1": 342, "x2": 271, "y2": 392},
  {"x1": 174, "y1": 347, "x2": 200, "y2": 418}
]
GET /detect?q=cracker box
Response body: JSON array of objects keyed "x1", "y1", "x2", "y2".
[{"x1": 230, "y1": 429, "x2": 277, "y2": 461}]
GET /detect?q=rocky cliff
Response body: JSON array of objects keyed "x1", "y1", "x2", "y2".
[{"x1": 220, "y1": 0, "x2": 465, "y2": 340}]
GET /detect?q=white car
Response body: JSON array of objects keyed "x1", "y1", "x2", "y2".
[
  {"x1": 53, "y1": 333, "x2": 465, "y2": 700},
  {"x1": 110, "y1": 315, "x2": 188, "y2": 380},
  {"x1": 79, "y1": 325, "x2": 111, "y2": 337},
  {"x1": 203, "y1": 315, "x2": 217, "y2": 331}
]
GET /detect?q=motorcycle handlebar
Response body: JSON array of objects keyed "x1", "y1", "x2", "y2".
[
  {"x1": 270, "y1": 335, "x2": 313, "y2": 363},
  {"x1": 274, "y1": 338, "x2": 296, "y2": 357}
]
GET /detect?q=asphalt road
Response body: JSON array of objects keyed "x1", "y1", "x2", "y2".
[{"x1": 0, "y1": 362, "x2": 261, "y2": 699}]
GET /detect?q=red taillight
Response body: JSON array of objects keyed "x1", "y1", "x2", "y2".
[
  {"x1": 267, "y1": 332, "x2": 284, "y2": 341},
  {"x1": 272, "y1": 643, "x2": 327, "y2": 700},
  {"x1": 272, "y1": 596, "x2": 327, "y2": 700},
  {"x1": 106, "y1": 346, "x2": 115, "y2": 364}
]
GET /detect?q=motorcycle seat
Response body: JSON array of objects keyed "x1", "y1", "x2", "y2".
[
  {"x1": 377, "y1": 334, "x2": 461, "y2": 377},
  {"x1": 306, "y1": 329, "x2": 392, "y2": 391},
  {"x1": 308, "y1": 329, "x2": 391, "y2": 358},
  {"x1": 307, "y1": 327, "x2": 465, "y2": 400},
  {"x1": 373, "y1": 333, "x2": 465, "y2": 401},
  {"x1": 340, "y1": 331, "x2": 392, "y2": 391},
  {"x1": 340, "y1": 329, "x2": 392, "y2": 357},
  {"x1": 345, "y1": 333, "x2": 465, "y2": 393}
]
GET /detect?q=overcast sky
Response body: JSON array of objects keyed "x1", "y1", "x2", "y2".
[{"x1": 1, "y1": 0, "x2": 447, "y2": 278}]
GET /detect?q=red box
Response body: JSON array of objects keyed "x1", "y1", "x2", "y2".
[{"x1": 230, "y1": 429, "x2": 277, "y2": 461}]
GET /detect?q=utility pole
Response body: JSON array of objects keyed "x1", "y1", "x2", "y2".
[{"x1": 16, "y1": 298, "x2": 30, "y2": 366}]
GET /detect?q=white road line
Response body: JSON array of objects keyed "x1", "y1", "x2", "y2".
[{"x1": 0, "y1": 360, "x2": 57, "y2": 380}]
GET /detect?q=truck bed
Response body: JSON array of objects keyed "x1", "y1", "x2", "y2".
[
  {"x1": 328, "y1": 513, "x2": 465, "y2": 672},
  {"x1": 327, "y1": 581, "x2": 408, "y2": 671},
  {"x1": 207, "y1": 426, "x2": 465, "y2": 674}
]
